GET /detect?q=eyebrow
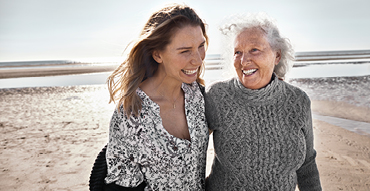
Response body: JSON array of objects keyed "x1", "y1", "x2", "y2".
[
  {"x1": 176, "y1": 40, "x2": 206, "y2": 50},
  {"x1": 176, "y1": 47, "x2": 192, "y2": 51}
]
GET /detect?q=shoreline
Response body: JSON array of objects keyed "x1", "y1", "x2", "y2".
[
  {"x1": 1, "y1": 59, "x2": 369, "y2": 79},
  {"x1": 289, "y1": 75, "x2": 370, "y2": 124},
  {"x1": 0, "y1": 64, "x2": 118, "y2": 79}
]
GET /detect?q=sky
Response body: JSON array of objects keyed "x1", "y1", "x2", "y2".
[{"x1": 1, "y1": 0, "x2": 370, "y2": 61}]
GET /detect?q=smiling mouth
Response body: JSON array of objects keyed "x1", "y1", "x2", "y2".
[
  {"x1": 182, "y1": 68, "x2": 198, "y2": 75},
  {"x1": 243, "y1": 69, "x2": 257, "y2": 76}
]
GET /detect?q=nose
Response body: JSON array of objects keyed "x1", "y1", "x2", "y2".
[
  {"x1": 191, "y1": 50, "x2": 204, "y2": 66},
  {"x1": 241, "y1": 53, "x2": 251, "y2": 66}
]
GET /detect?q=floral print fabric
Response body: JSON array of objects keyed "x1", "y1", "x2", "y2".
[{"x1": 105, "y1": 82, "x2": 209, "y2": 191}]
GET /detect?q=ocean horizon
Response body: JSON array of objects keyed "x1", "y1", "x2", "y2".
[
  {"x1": 1, "y1": 50, "x2": 370, "y2": 89},
  {"x1": 2, "y1": 49, "x2": 370, "y2": 66}
]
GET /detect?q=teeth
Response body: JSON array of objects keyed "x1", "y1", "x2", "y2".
[
  {"x1": 182, "y1": 68, "x2": 198, "y2": 75},
  {"x1": 243, "y1": 69, "x2": 257, "y2": 75}
]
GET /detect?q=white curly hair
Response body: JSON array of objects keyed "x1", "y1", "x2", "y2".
[{"x1": 219, "y1": 12, "x2": 295, "y2": 80}]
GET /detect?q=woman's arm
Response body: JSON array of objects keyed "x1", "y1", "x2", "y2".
[
  {"x1": 105, "y1": 107, "x2": 145, "y2": 188},
  {"x1": 204, "y1": 88, "x2": 220, "y2": 131},
  {"x1": 297, "y1": 98, "x2": 322, "y2": 191}
]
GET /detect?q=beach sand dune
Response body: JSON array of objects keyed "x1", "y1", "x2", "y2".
[{"x1": 0, "y1": 75, "x2": 369, "y2": 190}]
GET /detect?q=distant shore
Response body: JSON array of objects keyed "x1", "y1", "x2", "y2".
[{"x1": 0, "y1": 64, "x2": 118, "y2": 79}]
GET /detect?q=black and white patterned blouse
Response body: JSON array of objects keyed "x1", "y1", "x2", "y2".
[{"x1": 105, "y1": 81, "x2": 209, "y2": 191}]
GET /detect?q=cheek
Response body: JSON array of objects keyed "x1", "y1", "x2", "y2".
[
  {"x1": 233, "y1": 59, "x2": 243, "y2": 77},
  {"x1": 265, "y1": 58, "x2": 277, "y2": 72},
  {"x1": 233, "y1": 57, "x2": 240, "y2": 68},
  {"x1": 200, "y1": 48, "x2": 206, "y2": 60}
]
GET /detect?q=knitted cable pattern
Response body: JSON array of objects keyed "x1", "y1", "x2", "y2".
[{"x1": 205, "y1": 75, "x2": 321, "y2": 191}]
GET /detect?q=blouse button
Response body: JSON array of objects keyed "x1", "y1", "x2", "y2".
[{"x1": 173, "y1": 146, "x2": 178, "y2": 151}]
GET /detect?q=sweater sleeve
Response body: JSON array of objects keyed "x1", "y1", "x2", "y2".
[
  {"x1": 205, "y1": 87, "x2": 220, "y2": 131},
  {"x1": 297, "y1": 96, "x2": 322, "y2": 191}
]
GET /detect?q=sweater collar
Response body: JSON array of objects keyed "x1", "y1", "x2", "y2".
[{"x1": 234, "y1": 73, "x2": 281, "y2": 104}]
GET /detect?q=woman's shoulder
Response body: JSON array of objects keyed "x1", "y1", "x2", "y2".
[
  {"x1": 183, "y1": 81, "x2": 203, "y2": 93},
  {"x1": 281, "y1": 80, "x2": 310, "y2": 102},
  {"x1": 206, "y1": 78, "x2": 235, "y2": 94},
  {"x1": 110, "y1": 104, "x2": 145, "y2": 136}
]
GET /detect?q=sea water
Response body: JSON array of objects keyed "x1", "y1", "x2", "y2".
[
  {"x1": 1, "y1": 62, "x2": 370, "y2": 89},
  {"x1": 1, "y1": 52, "x2": 370, "y2": 89}
]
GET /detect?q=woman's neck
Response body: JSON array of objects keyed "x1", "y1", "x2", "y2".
[{"x1": 140, "y1": 74, "x2": 183, "y2": 102}]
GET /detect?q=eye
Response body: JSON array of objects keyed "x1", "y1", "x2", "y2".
[
  {"x1": 251, "y1": 48, "x2": 259, "y2": 53},
  {"x1": 234, "y1": 51, "x2": 242, "y2": 55},
  {"x1": 181, "y1": 50, "x2": 190, "y2": 54}
]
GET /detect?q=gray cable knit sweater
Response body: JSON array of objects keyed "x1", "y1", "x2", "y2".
[{"x1": 205, "y1": 75, "x2": 322, "y2": 191}]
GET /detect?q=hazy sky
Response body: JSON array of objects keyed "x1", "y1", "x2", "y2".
[{"x1": 1, "y1": 0, "x2": 370, "y2": 61}]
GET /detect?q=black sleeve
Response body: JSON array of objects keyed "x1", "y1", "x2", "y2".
[{"x1": 197, "y1": 82, "x2": 205, "y2": 96}]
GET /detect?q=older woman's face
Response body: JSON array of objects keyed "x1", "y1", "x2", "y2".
[{"x1": 233, "y1": 27, "x2": 280, "y2": 90}]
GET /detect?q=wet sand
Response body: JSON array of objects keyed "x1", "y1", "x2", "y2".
[{"x1": 0, "y1": 75, "x2": 370, "y2": 190}]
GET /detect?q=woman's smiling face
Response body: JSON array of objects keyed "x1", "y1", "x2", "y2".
[
  {"x1": 153, "y1": 25, "x2": 206, "y2": 84},
  {"x1": 233, "y1": 27, "x2": 281, "y2": 89}
]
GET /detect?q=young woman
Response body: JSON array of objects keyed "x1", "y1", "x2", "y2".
[{"x1": 105, "y1": 4, "x2": 209, "y2": 190}]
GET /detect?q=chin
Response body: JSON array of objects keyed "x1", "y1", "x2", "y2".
[
  {"x1": 184, "y1": 79, "x2": 196, "y2": 84},
  {"x1": 239, "y1": 78, "x2": 256, "y2": 89},
  {"x1": 181, "y1": 75, "x2": 197, "y2": 84}
]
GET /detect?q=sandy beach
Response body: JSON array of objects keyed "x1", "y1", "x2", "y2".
[{"x1": 1, "y1": 75, "x2": 370, "y2": 190}]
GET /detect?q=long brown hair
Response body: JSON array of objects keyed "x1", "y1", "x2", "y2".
[{"x1": 107, "y1": 4, "x2": 208, "y2": 116}]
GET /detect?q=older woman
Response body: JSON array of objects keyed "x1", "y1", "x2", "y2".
[{"x1": 205, "y1": 13, "x2": 322, "y2": 191}]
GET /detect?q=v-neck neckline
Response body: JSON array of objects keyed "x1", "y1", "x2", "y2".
[{"x1": 138, "y1": 85, "x2": 192, "y2": 144}]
